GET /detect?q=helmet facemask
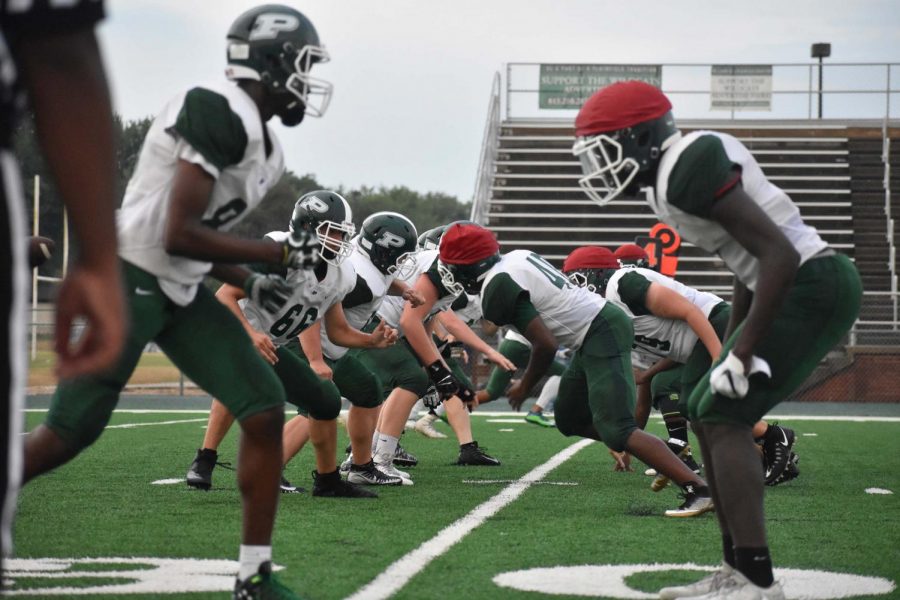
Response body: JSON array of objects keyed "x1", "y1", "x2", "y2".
[
  {"x1": 573, "y1": 112, "x2": 680, "y2": 206},
  {"x1": 284, "y1": 44, "x2": 332, "y2": 118},
  {"x1": 573, "y1": 132, "x2": 639, "y2": 206},
  {"x1": 438, "y1": 255, "x2": 499, "y2": 296},
  {"x1": 316, "y1": 219, "x2": 356, "y2": 266},
  {"x1": 388, "y1": 252, "x2": 417, "y2": 279}
]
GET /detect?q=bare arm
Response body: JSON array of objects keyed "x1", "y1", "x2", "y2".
[
  {"x1": 19, "y1": 27, "x2": 125, "y2": 378},
  {"x1": 323, "y1": 303, "x2": 396, "y2": 349},
  {"x1": 163, "y1": 160, "x2": 285, "y2": 264},
  {"x1": 215, "y1": 282, "x2": 277, "y2": 364},
  {"x1": 644, "y1": 283, "x2": 722, "y2": 361},
  {"x1": 709, "y1": 186, "x2": 799, "y2": 367},
  {"x1": 724, "y1": 277, "x2": 752, "y2": 342},
  {"x1": 507, "y1": 316, "x2": 559, "y2": 410},
  {"x1": 399, "y1": 274, "x2": 444, "y2": 366},
  {"x1": 388, "y1": 279, "x2": 426, "y2": 307},
  {"x1": 299, "y1": 321, "x2": 332, "y2": 379}
]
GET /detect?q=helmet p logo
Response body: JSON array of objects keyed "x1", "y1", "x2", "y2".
[
  {"x1": 375, "y1": 232, "x2": 406, "y2": 249},
  {"x1": 299, "y1": 196, "x2": 330, "y2": 214},
  {"x1": 250, "y1": 14, "x2": 300, "y2": 40}
]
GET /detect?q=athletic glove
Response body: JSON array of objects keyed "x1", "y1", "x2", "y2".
[
  {"x1": 244, "y1": 273, "x2": 292, "y2": 314},
  {"x1": 709, "y1": 351, "x2": 771, "y2": 399},
  {"x1": 282, "y1": 229, "x2": 320, "y2": 270},
  {"x1": 422, "y1": 383, "x2": 442, "y2": 410},
  {"x1": 426, "y1": 360, "x2": 459, "y2": 401},
  {"x1": 457, "y1": 382, "x2": 476, "y2": 405}
]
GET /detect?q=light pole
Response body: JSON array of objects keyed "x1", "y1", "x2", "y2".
[{"x1": 811, "y1": 43, "x2": 831, "y2": 119}]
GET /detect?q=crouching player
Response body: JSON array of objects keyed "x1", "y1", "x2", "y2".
[{"x1": 437, "y1": 223, "x2": 713, "y2": 517}]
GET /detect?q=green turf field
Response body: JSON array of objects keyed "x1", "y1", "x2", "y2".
[{"x1": 8, "y1": 409, "x2": 900, "y2": 599}]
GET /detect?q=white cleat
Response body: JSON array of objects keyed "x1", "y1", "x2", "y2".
[
  {"x1": 658, "y1": 563, "x2": 733, "y2": 599},
  {"x1": 414, "y1": 414, "x2": 448, "y2": 439},
  {"x1": 683, "y1": 569, "x2": 784, "y2": 599},
  {"x1": 374, "y1": 460, "x2": 413, "y2": 485}
]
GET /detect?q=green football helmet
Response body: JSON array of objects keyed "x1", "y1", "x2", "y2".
[
  {"x1": 417, "y1": 225, "x2": 446, "y2": 251},
  {"x1": 357, "y1": 212, "x2": 418, "y2": 277},
  {"x1": 290, "y1": 190, "x2": 355, "y2": 266},
  {"x1": 225, "y1": 4, "x2": 332, "y2": 126}
]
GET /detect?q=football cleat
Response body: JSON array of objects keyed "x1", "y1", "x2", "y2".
[
  {"x1": 186, "y1": 448, "x2": 218, "y2": 490},
  {"x1": 664, "y1": 484, "x2": 714, "y2": 518},
  {"x1": 393, "y1": 443, "x2": 418, "y2": 468},
  {"x1": 311, "y1": 469, "x2": 377, "y2": 498},
  {"x1": 280, "y1": 475, "x2": 304, "y2": 494},
  {"x1": 339, "y1": 456, "x2": 352, "y2": 473},
  {"x1": 766, "y1": 451, "x2": 800, "y2": 487},
  {"x1": 524, "y1": 411, "x2": 555, "y2": 427},
  {"x1": 689, "y1": 569, "x2": 786, "y2": 600},
  {"x1": 347, "y1": 460, "x2": 404, "y2": 486},
  {"x1": 652, "y1": 440, "x2": 700, "y2": 492},
  {"x1": 373, "y1": 460, "x2": 414, "y2": 485},
  {"x1": 658, "y1": 563, "x2": 734, "y2": 599},
  {"x1": 233, "y1": 561, "x2": 299, "y2": 600},
  {"x1": 414, "y1": 413, "x2": 448, "y2": 439},
  {"x1": 456, "y1": 442, "x2": 501, "y2": 466},
  {"x1": 763, "y1": 424, "x2": 796, "y2": 485}
]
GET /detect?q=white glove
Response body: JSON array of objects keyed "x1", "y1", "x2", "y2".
[
  {"x1": 282, "y1": 229, "x2": 321, "y2": 270},
  {"x1": 710, "y1": 351, "x2": 771, "y2": 399}
]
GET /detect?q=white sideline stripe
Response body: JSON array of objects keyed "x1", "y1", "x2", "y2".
[
  {"x1": 22, "y1": 408, "x2": 900, "y2": 423},
  {"x1": 346, "y1": 438, "x2": 594, "y2": 600}
]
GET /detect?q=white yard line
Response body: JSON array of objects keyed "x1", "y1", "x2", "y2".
[
  {"x1": 106, "y1": 418, "x2": 208, "y2": 429},
  {"x1": 345, "y1": 438, "x2": 594, "y2": 600}
]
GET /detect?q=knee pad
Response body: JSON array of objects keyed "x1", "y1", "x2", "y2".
[{"x1": 309, "y1": 385, "x2": 342, "y2": 420}]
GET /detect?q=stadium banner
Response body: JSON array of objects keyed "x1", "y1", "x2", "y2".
[
  {"x1": 538, "y1": 64, "x2": 662, "y2": 109},
  {"x1": 710, "y1": 65, "x2": 773, "y2": 111}
]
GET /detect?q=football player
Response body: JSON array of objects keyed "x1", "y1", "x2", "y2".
[
  {"x1": 300, "y1": 211, "x2": 425, "y2": 486},
  {"x1": 615, "y1": 243, "x2": 651, "y2": 268},
  {"x1": 574, "y1": 80, "x2": 860, "y2": 598},
  {"x1": 358, "y1": 228, "x2": 515, "y2": 482},
  {"x1": 562, "y1": 245, "x2": 725, "y2": 485},
  {"x1": 438, "y1": 223, "x2": 713, "y2": 517},
  {"x1": 475, "y1": 328, "x2": 569, "y2": 427},
  {"x1": 22, "y1": 6, "x2": 332, "y2": 596},
  {"x1": 186, "y1": 192, "x2": 398, "y2": 497},
  {"x1": 1, "y1": 0, "x2": 126, "y2": 573}
]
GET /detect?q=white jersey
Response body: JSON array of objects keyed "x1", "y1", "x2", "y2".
[
  {"x1": 377, "y1": 249, "x2": 460, "y2": 333},
  {"x1": 118, "y1": 80, "x2": 285, "y2": 305},
  {"x1": 504, "y1": 328, "x2": 531, "y2": 347},
  {"x1": 321, "y1": 249, "x2": 395, "y2": 360},
  {"x1": 605, "y1": 267, "x2": 725, "y2": 363},
  {"x1": 481, "y1": 250, "x2": 605, "y2": 350},
  {"x1": 650, "y1": 131, "x2": 827, "y2": 292},
  {"x1": 242, "y1": 232, "x2": 355, "y2": 348},
  {"x1": 452, "y1": 293, "x2": 483, "y2": 326}
]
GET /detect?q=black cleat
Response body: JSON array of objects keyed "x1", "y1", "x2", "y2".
[
  {"x1": 347, "y1": 460, "x2": 404, "y2": 486},
  {"x1": 456, "y1": 441, "x2": 501, "y2": 466},
  {"x1": 186, "y1": 448, "x2": 217, "y2": 490},
  {"x1": 664, "y1": 484, "x2": 715, "y2": 518},
  {"x1": 393, "y1": 443, "x2": 418, "y2": 468},
  {"x1": 233, "y1": 561, "x2": 300, "y2": 599},
  {"x1": 280, "y1": 475, "x2": 305, "y2": 494},
  {"x1": 763, "y1": 424, "x2": 796, "y2": 485},
  {"x1": 312, "y1": 469, "x2": 378, "y2": 498}
]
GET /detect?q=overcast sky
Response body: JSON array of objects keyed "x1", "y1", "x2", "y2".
[{"x1": 98, "y1": 0, "x2": 899, "y2": 201}]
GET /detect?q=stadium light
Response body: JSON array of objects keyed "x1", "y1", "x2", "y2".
[{"x1": 811, "y1": 43, "x2": 831, "y2": 119}]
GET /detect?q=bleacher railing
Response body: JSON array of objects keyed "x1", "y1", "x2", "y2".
[
  {"x1": 503, "y1": 62, "x2": 900, "y2": 121},
  {"x1": 470, "y1": 72, "x2": 501, "y2": 226}
]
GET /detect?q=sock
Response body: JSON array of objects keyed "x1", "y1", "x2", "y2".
[
  {"x1": 722, "y1": 533, "x2": 736, "y2": 568},
  {"x1": 535, "y1": 375, "x2": 560, "y2": 411},
  {"x1": 238, "y1": 544, "x2": 271, "y2": 581},
  {"x1": 666, "y1": 436, "x2": 689, "y2": 456},
  {"x1": 374, "y1": 433, "x2": 398, "y2": 465},
  {"x1": 659, "y1": 396, "x2": 688, "y2": 445},
  {"x1": 371, "y1": 430, "x2": 381, "y2": 454},
  {"x1": 434, "y1": 403, "x2": 446, "y2": 417},
  {"x1": 460, "y1": 441, "x2": 477, "y2": 450},
  {"x1": 735, "y1": 546, "x2": 774, "y2": 588}
]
